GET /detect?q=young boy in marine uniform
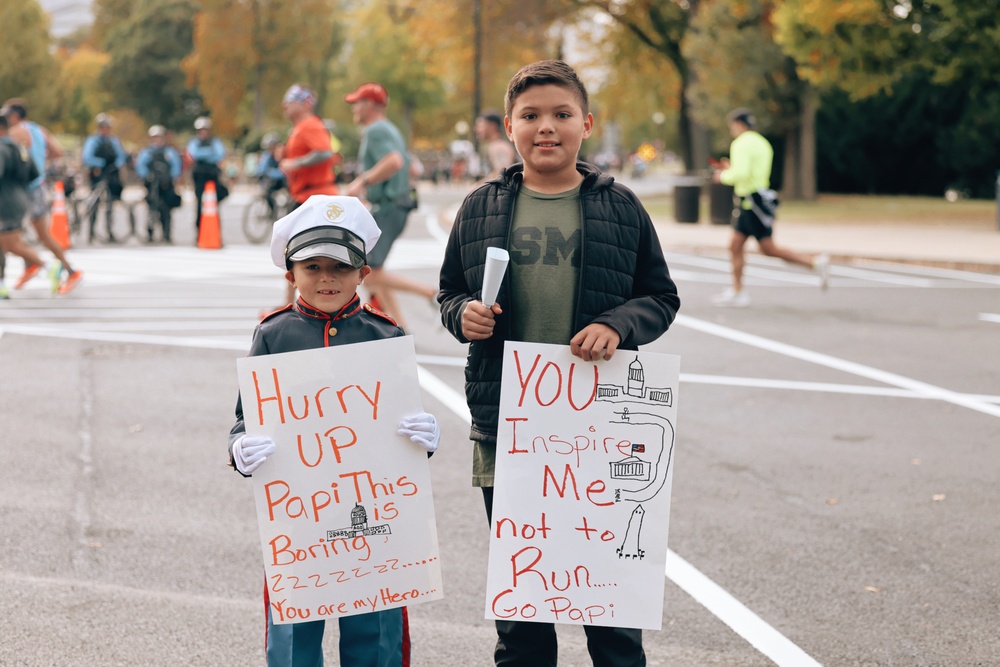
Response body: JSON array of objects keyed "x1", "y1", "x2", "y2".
[{"x1": 228, "y1": 194, "x2": 441, "y2": 667}]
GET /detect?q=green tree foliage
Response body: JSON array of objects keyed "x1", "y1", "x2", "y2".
[
  {"x1": 185, "y1": 0, "x2": 341, "y2": 138},
  {"x1": 583, "y1": 17, "x2": 681, "y2": 155},
  {"x1": 776, "y1": 0, "x2": 1000, "y2": 196},
  {"x1": 773, "y1": 0, "x2": 912, "y2": 98},
  {"x1": 684, "y1": 0, "x2": 804, "y2": 140},
  {"x1": 684, "y1": 0, "x2": 817, "y2": 198},
  {"x1": 0, "y1": 0, "x2": 59, "y2": 121},
  {"x1": 573, "y1": 0, "x2": 703, "y2": 171},
  {"x1": 817, "y1": 72, "x2": 1000, "y2": 198},
  {"x1": 93, "y1": 0, "x2": 135, "y2": 50},
  {"x1": 775, "y1": 0, "x2": 1000, "y2": 99},
  {"x1": 54, "y1": 47, "x2": 111, "y2": 137},
  {"x1": 100, "y1": 0, "x2": 202, "y2": 131}
]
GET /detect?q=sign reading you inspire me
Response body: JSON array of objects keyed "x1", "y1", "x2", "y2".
[
  {"x1": 487, "y1": 342, "x2": 679, "y2": 630},
  {"x1": 236, "y1": 337, "x2": 443, "y2": 625}
]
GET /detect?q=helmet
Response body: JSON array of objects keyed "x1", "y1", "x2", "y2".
[
  {"x1": 95, "y1": 113, "x2": 112, "y2": 127},
  {"x1": 194, "y1": 116, "x2": 212, "y2": 130},
  {"x1": 261, "y1": 132, "x2": 279, "y2": 149},
  {"x1": 148, "y1": 124, "x2": 166, "y2": 138}
]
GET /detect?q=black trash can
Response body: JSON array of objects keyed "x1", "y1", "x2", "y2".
[
  {"x1": 709, "y1": 182, "x2": 735, "y2": 225},
  {"x1": 673, "y1": 177, "x2": 703, "y2": 224}
]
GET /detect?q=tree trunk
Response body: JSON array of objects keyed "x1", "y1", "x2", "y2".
[
  {"x1": 782, "y1": 125, "x2": 800, "y2": 199},
  {"x1": 799, "y1": 94, "x2": 817, "y2": 200},
  {"x1": 677, "y1": 81, "x2": 694, "y2": 172}
]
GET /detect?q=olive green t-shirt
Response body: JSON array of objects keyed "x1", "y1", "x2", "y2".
[
  {"x1": 508, "y1": 184, "x2": 582, "y2": 344},
  {"x1": 472, "y1": 183, "x2": 582, "y2": 487}
]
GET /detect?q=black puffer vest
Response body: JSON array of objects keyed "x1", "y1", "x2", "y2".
[{"x1": 438, "y1": 162, "x2": 681, "y2": 445}]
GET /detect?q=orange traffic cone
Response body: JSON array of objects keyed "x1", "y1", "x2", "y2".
[
  {"x1": 50, "y1": 180, "x2": 71, "y2": 249},
  {"x1": 197, "y1": 181, "x2": 222, "y2": 249}
]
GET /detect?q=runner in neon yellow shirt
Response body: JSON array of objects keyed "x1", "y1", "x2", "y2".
[{"x1": 711, "y1": 108, "x2": 830, "y2": 307}]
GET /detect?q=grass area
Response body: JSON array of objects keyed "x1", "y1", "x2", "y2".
[{"x1": 643, "y1": 192, "x2": 998, "y2": 228}]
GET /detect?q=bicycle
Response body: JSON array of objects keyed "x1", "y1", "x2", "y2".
[
  {"x1": 142, "y1": 179, "x2": 182, "y2": 244},
  {"x1": 242, "y1": 182, "x2": 293, "y2": 244},
  {"x1": 68, "y1": 174, "x2": 137, "y2": 244}
]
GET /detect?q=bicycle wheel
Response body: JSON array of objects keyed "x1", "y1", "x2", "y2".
[
  {"x1": 83, "y1": 190, "x2": 103, "y2": 244},
  {"x1": 107, "y1": 202, "x2": 137, "y2": 242},
  {"x1": 242, "y1": 197, "x2": 275, "y2": 244},
  {"x1": 67, "y1": 196, "x2": 83, "y2": 241}
]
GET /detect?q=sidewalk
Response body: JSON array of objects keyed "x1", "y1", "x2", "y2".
[
  {"x1": 435, "y1": 178, "x2": 1000, "y2": 274},
  {"x1": 655, "y1": 215, "x2": 1000, "y2": 273}
]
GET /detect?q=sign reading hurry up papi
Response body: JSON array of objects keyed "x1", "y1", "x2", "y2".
[
  {"x1": 236, "y1": 337, "x2": 442, "y2": 625},
  {"x1": 487, "y1": 342, "x2": 679, "y2": 630}
]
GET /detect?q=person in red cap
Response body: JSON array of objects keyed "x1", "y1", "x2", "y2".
[{"x1": 344, "y1": 82, "x2": 437, "y2": 332}]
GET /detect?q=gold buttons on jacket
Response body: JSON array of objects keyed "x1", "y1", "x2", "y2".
[{"x1": 328, "y1": 327, "x2": 338, "y2": 337}]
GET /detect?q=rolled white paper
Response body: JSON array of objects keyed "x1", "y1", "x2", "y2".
[{"x1": 481, "y1": 247, "x2": 510, "y2": 307}]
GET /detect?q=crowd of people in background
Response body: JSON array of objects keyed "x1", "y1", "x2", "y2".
[{"x1": 0, "y1": 84, "x2": 655, "y2": 308}]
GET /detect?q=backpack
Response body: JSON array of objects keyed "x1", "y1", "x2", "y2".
[
  {"x1": 94, "y1": 136, "x2": 119, "y2": 166},
  {"x1": 147, "y1": 147, "x2": 172, "y2": 189},
  {"x1": 1, "y1": 139, "x2": 40, "y2": 185}
]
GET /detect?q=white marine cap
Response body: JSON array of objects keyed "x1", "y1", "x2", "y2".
[{"x1": 270, "y1": 195, "x2": 381, "y2": 270}]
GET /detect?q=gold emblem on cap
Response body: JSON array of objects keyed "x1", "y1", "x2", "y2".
[{"x1": 324, "y1": 202, "x2": 346, "y2": 222}]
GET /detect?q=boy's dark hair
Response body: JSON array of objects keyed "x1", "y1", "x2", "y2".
[
  {"x1": 504, "y1": 60, "x2": 589, "y2": 117},
  {"x1": 0, "y1": 115, "x2": 8, "y2": 130}
]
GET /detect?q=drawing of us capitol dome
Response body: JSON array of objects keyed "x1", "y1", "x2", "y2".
[{"x1": 595, "y1": 357, "x2": 675, "y2": 504}]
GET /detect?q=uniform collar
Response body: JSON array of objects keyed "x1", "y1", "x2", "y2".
[{"x1": 294, "y1": 294, "x2": 363, "y2": 321}]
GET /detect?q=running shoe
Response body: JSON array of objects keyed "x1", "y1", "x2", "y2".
[
  {"x1": 711, "y1": 288, "x2": 751, "y2": 308},
  {"x1": 814, "y1": 253, "x2": 831, "y2": 291},
  {"x1": 13, "y1": 263, "x2": 41, "y2": 289},
  {"x1": 0, "y1": 284, "x2": 9, "y2": 300},
  {"x1": 47, "y1": 260, "x2": 64, "y2": 294},
  {"x1": 58, "y1": 270, "x2": 84, "y2": 295}
]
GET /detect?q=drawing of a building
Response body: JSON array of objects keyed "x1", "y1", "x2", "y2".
[
  {"x1": 596, "y1": 356, "x2": 673, "y2": 406},
  {"x1": 610, "y1": 455, "x2": 652, "y2": 481},
  {"x1": 327, "y1": 503, "x2": 391, "y2": 540},
  {"x1": 351, "y1": 503, "x2": 368, "y2": 532}
]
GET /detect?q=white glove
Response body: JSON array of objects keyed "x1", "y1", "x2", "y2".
[
  {"x1": 231, "y1": 434, "x2": 276, "y2": 475},
  {"x1": 398, "y1": 412, "x2": 440, "y2": 453}
]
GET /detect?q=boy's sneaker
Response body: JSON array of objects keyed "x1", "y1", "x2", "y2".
[
  {"x1": 58, "y1": 270, "x2": 84, "y2": 295},
  {"x1": 47, "y1": 261, "x2": 64, "y2": 294},
  {"x1": 0, "y1": 284, "x2": 10, "y2": 300},
  {"x1": 13, "y1": 263, "x2": 41, "y2": 289},
  {"x1": 712, "y1": 288, "x2": 751, "y2": 308},
  {"x1": 814, "y1": 253, "x2": 830, "y2": 291}
]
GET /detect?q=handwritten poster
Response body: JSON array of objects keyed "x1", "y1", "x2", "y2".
[
  {"x1": 486, "y1": 342, "x2": 679, "y2": 630},
  {"x1": 236, "y1": 337, "x2": 443, "y2": 625}
]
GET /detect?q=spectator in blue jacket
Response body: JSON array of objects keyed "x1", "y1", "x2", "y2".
[
  {"x1": 185, "y1": 116, "x2": 226, "y2": 234},
  {"x1": 81, "y1": 113, "x2": 128, "y2": 243}
]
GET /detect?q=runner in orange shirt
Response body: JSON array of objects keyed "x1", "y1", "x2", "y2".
[{"x1": 274, "y1": 83, "x2": 341, "y2": 307}]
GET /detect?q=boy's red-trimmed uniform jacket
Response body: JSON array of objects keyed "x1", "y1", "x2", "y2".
[
  {"x1": 228, "y1": 294, "x2": 403, "y2": 472},
  {"x1": 438, "y1": 161, "x2": 681, "y2": 447}
]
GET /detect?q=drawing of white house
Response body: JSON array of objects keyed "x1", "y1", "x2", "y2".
[{"x1": 610, "y1": 455, "x2": 652, "y2": 481}]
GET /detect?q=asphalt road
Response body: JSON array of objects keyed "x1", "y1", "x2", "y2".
[{"x1": 1, "y1": 182, "x2": 998, "y2": 666}]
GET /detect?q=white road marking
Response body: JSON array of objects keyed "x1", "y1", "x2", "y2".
[
  {"x1": 666, "y1": 551, "x2": 823, "y2": 667},
  {"x1": 854, "y1": 259, "x2": 1000, "y2": 286},
  {"x1": 415, "y1": 362, "x2": 824, "y2": 667},
  {"x1": 980, "y1": 313, "x2": 1000, "y2": 324},
  {"x1": 676, "y1": 314, "x2": 1000, "y2": 419}
]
